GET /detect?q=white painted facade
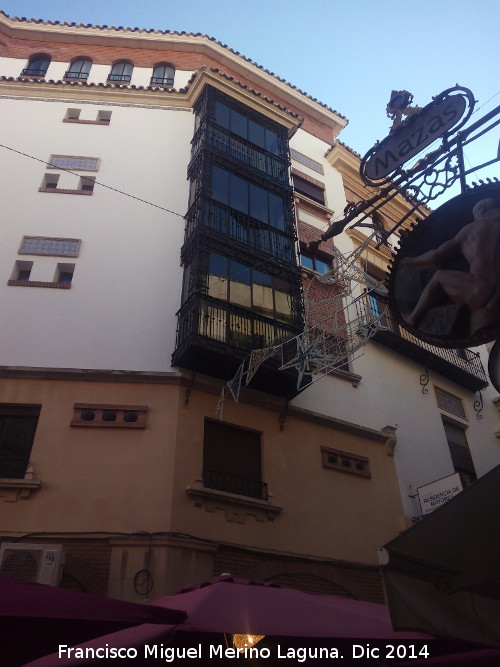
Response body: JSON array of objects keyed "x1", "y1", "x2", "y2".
[{"x1": 0, "y1": 28, "x2": 498, "y2": 531}]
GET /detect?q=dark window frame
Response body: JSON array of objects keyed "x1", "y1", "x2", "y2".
[
  {"x1": 22, "y1": 53, "x2": 51, "y2": 77},
  {"x1": 150, "y1": 63, "x2": 175, "y2": 86},
  {"x1": 108, "y1": 61, "x2": 133, "y2": 82},
  {"x1": 64, "y1": 57, "x2": 92, "y2": 80},
  {"x1": 0, "y1": 405, "x2": 40, "y2": 479},
  {"x1": 203, "y1": 419, "x2": 266, "y2": 500}
]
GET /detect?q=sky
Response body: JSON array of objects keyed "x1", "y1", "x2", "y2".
[{"x1": 1, "y1": 0, "x2": 499, "y2": 202}]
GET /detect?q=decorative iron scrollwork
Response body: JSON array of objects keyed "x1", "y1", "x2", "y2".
[
  {"x1": 473, "y1": 389, "x2": 484, "y2": 420},
  {"x1": 420, "y1": 367, "x2": 430, "y2": 394}
]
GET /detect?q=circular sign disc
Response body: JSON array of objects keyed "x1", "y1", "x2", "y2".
[{"x1": 389, "y1": 182, "x2": 500, "y2": 348}]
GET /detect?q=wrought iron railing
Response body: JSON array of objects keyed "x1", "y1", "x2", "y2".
[
  {"x1": 64, "y1": 71, "x2": 89, "y2": 80},
  {"x1": 175, "y1": 294, "x2": 299, "y2": 353},
  {"x1": 184, "y1": 199, "x2": 296, "y2": 263},
  {"x1": 191, "y1": 120, "x2": 289, "y2": 182},
  {"x1": 367, "y1": 293, "x2": 488, "y2": 384},
  {"x1": 21, "y1": 68, "x2": 48, "y2": 76},
  {"x1": 203, "y1": 469, "x2": 268, "y2": 500},
  {"x1": 150, "y1": 77, "x2": 174, "y2": 86}
]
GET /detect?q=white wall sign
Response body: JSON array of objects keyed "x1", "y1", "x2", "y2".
[{"x1": 418, "y1": 473, "x2": 463, "y2": 516}]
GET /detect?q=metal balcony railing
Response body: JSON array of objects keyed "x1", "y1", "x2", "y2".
[
  {"x1": 203, "y1": 469, "x2": 268, "y2": 500},
  {"x1": 175, "y1": 294, "x2": 299, "y2": 354},
  {"x1": 367, "y1": 293, "x2": 488, "y2": 390},
  {"x1": 184, "y1": 199, "x2": 296, "y2": 263},
  {"x1": 191, "y1": 121, "x2": 289, "y2": 182}
]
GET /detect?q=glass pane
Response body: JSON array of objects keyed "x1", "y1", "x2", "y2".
[
  {"x1": 253, "y1": 270, "x2": 273, "y2": 286},
  {"x1": 249, "y1": 184, "x2": 268, "y2": 223},
  {"x1": 230, "y1": 260, "x2": 251, "y2": 285},
  {"x1": 265, "y1": 129, "x2": 280, "y2": 155},
  {"x1": 207, "y1": 275, "x2": 228, "y2": 300},
  {"x1": 300, "y1": 254, "x2": 314, "y2": 270},
  {"x1": 209, "y1": 253, "x2": 228, "y2": 277},
  {"x1": 248, "y1": 120, "x2": 265, "y2": 148},
  {"x1": 229, "y1": 174, "x2": 248, "y2": 215},
  {"x1": 230, "y1": 110, "x2": 247, "y2": 139},
  {"x1": 268, "y1": 192, "x2": 285, "y2": 230},
  {"x1": 153, "y1": 64, "x2": 165, "y2": 78},
  {"x1": 214, "y1": 101, "x2": 230, "y2": 129},
  {"x1": 274, "y1": 290, "x2": 293, "y2": 318},
  {"x1": 252, "y1": 283, "x2": 274, "y2": 315},
  {"x1": 314, "y1": 258, "x2": 330, "y2": 274},
  {"x1": 211, "y1": 166, "x2": 229, "y2": 205}
]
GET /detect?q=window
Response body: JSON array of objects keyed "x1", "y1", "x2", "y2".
[
  {"x1": 49, "y1": 156, "x2": 99, "y2": 171},
  {"x1": 19, "y1": 237, "x2": 80, "y2": 257},
  {"x1": 64, "y1": 58, "x2": 92, "y2": 80},
  {"x1": 0, "y1": 405, "x2": 40, "y2": 479},
  {"x1": 292, "y1": 174, "x2": 325, "y2": 205},
  {"x1": 435, "y1": 387, "x2": 467, "y2": 419},
  {"x1": 108, "y1": 62, "x2": 133, "y2": 82},
  {"x1": 21, "y1": 54, "x2": 50, "y2": 77},
  {"x1": 151, "y1": 63, "x2": 174, "y2": 86},
  {"x1": 300, "y1": 251, "x2": 330, "y2": 275},
  {"x1": 210, "y1": 166, "x2": 285, "y2": 230},
  {"x1": 442, "y1": 418, "x2": 477, "y2": 487},
  {"x1": 79, "y1": 175, "x2": 96, "y2": 193},
  {"x1": 207, "y1": 253, "x2": 294, "y2": 325},
  {"x1": 214, "y1": 100, "x2": 281, "y2": 155},
  {"x1": 55, "y1": 263, "x2": 75, "y2": 285},
  {"x1": 11, "y1": 260, "x2": 33, "y2": 281},
  {"x1": 203, "y1": 420, "x2": 266, "y2": 499}
]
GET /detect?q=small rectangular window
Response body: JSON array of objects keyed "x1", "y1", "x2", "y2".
[
  {"x1": 293, "y1": 175, "x2": 325, "y2": 205},
  {"x1": 11, "y1": 260, "x2": 33, "y2": 281},
  {"x1": 203, "y1": 419, "x2": 265, "y2": 499},
  {"x1": 79, "y1": 176, "x2": 96, "y2": 192},
  {"x1": 442, "y1": 417, "x2": 476, "y2": 487},
  {"x1": 0, "y1": 405, "x2": 40, "y2": 479},
  {"x1": 65, "y1": 108, "x2": 81, "y2": 121},
  {"x1": 55, "y1": 263, "x2": 75, "y2": 285}
]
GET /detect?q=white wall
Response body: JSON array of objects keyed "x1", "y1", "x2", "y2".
[{"x1": 0, "y1": 97, "x2": 194, "y2": 372}]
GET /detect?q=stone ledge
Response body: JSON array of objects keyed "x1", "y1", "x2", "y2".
[
  {"x1": 0, "y1": 477, "x2": 41, "y2": 502},
  {"x1": 187, "y1": 481, "x2": 282, "y2": 523}
]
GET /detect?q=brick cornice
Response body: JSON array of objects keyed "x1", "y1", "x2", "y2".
[{"x1": 0, "y1": 11, "x2": 347, "y2": 136}]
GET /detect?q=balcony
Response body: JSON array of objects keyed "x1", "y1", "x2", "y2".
[
  {"x1": 184, "y1": 199, "x2": 296, "y2": 264},
  {"x1": 368, "y1": 294, "x2": 488, "y2": 391},
  {"x1": 172, "y1": 294, "x2": 304, "y2": 398},
  {"x1": 191, "y1": 120, "x2": 289, "y2": 183}
]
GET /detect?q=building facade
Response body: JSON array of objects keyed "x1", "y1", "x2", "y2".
[{"x1": 0, "y1": 12, "x2": 498, "y2": 603}]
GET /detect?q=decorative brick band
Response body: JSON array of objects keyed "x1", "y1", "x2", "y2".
[
  {"x1": 7, "y1": 280, "x2": 71, "y2": 289},
  {"x1": 38, "y1": 187, "x2": 93, "y2": 195}
]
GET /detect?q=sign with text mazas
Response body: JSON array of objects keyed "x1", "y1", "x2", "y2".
[
  {"x1": 360, "y1": 87, "x2": 474, "y2": 185},
  {"x1": 418, "y1": 473, "x2": 463, "y2": 516}
]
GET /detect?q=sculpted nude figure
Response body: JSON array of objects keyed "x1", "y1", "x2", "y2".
[{"x1": 401, "y1": 198, "x2": 500, "y2": 337}]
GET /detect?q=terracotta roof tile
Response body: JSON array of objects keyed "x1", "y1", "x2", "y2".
[{"x1": 0, "y1": 10, "x2": 346, "y2": 120}]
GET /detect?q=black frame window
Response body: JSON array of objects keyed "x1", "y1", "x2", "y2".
[
  {"x1": 22, "y1": 54, "x2": 51, "y2": 77},
  {"x1": 207, "y1": 253, "x2": 294, "y2": 324},
  {"x1": 211, "y1": 166, "x2": 285, "y2": 230},
  {"x1": 151, "y1": 63, "x2": 174, "y2": 86},
  {"x1": 442, "y1": 418, "x2": 477, "y2": 487},
  {"x1": 65, "y1": 58, "x2": 92, "y2": 80},
  {"x1": 0, "y1": 406, "x2": 40, "y2": 479},
  {"x1": 214, "y1": 100, "x2": 281, "y2": 155},
  {"x1": 293, "y1": 175, "x2": 325, "y2": 205},
  {"x1": 108, "y1": 62, "x2": 133, "y2": 82},
  {"x1": 300, "y1": 251, "x2": 330, "y2": 275}
]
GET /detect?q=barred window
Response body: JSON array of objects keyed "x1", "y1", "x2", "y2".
[
  {"x1": 19, "y1": 237, "x2": 80, "y2": 257},
  {"x1": 49, "y1": 156, "x2": 99, "y2": 171}
]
